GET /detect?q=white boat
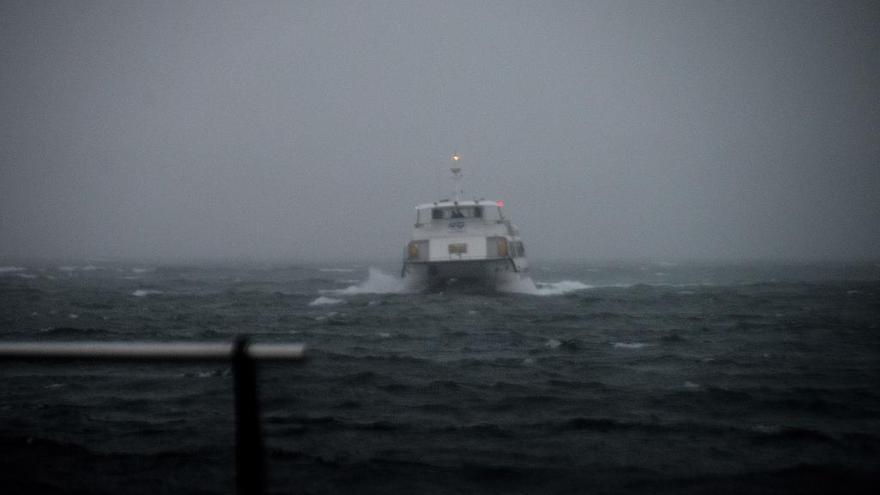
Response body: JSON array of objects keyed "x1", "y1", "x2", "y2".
[{"x1": 402, "y1": 154, "x2": 529, "y2": 289}]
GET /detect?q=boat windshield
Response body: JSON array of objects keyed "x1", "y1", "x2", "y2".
[
  {"x1": 431, "y1": 206, "x2": 482, "y2": 220},
  {"x1": 416, "y1": 204, "x2": 503, "y2": 225},
  {"x1": 483, "y1": 207, "x2": 502, "y2": 222}
]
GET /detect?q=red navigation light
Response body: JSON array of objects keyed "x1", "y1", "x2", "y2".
[{"x1": 496, "y1": 200, "x2": 504, "y2": 208}]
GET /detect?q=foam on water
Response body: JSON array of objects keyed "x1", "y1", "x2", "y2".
[
  {"x1": 309, "y1": 296, "x2": 344, "y2": 306},
  {"x1": 57, "y1": 265, "x2": 101, "y2": 272},
  {"x1": 613, "y1": 342, "x2": 648, "y2": 349},
  {"x1": 132, "y1": 289, "x2": 163, "y2": 297},
  {"x1": 315, "y1": 311, "x2": 338, "y2": 320},
  {"x1": 330, "y1": 268, "x2": 408, "y2": 295},
  {"x1": 0, "y1": 266, "x2": 25, "y2": 274},
  {"x1": 500, "y1": 276, "x2": 592, "y2": 296}
]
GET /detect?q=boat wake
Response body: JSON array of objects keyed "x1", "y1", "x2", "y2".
[
  {"x1": 325, "y1": 269, "x2": 589, "y2": 297},
  {"x1": 329, "y1": 268, "x2": 409, "y2": 295},
  {"x1": 499, "y1": 277, "x2": 592, "y2": 296}
]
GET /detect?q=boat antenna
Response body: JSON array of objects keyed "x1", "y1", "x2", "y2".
[{"x1": 450, "y1": 152, "x2": 463, "y2": 201}]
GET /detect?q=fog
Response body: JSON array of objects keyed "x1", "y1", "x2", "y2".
[{"x1": 1, "y1": 1, "x2": 878, "y2": 263}]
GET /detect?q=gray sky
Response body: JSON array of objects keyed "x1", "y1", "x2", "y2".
[{"x1": 1, "y1": 0, "x2": 878, "y2": 262}]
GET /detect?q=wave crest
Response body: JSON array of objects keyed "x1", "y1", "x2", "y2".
[
  {"x1": 500, "y1": 277, "x2": 592, "y2": 296},
  {"x1": 309, "y1": 296, "x2": 344, "y2": 306},
  {"x1": 330, "y1": 268, "x2": 408, "y2": 295}
]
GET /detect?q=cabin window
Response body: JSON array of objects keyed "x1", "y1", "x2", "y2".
[
  {"x1": 455, "y1": 207, "x2": 481, "y2": 219},
  {"x1": 416, "y1": 209, "x2": 431, "y2": 225},
  {"x1": 417, "y1": 209, "x2": 433, "y2": 225},
  {"x1": 483, "y1": 207, "x2": 502, "y2": 222},
  {"x1": 428, "y1": 206, "x2": 488, "y2": 220},
  {"x1": 486, "y1": 237, "x2": 505, "y2": 257}
]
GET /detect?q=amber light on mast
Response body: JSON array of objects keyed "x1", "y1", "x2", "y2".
[{"x1": 451, "y1": 152, "x2": 463, "y2": 201}]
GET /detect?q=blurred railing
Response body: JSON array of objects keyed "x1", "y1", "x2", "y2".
[{"x1": 0, "y1": 338, "x2": 307, "y2": 495}]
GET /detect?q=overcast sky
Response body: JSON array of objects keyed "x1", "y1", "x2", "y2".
[{"x1": 1, "y1": 0, "x2": 878, "y2": 262}]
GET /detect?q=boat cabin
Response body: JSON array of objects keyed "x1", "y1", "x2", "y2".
[{"x1": 415, "y1": 200, "x2": 505, "y2": 227}]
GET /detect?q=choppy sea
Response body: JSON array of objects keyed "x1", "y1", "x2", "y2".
[{"x1": 1, "y1": 261, "x2": 879, "y2": 494}]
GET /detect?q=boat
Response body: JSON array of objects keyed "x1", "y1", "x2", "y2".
[{"x1": 401, "y1": 153, "x2": 529, "y2": 289}]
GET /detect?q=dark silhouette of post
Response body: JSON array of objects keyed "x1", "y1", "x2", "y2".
[
  {"x1": 0, "y1": 340, "x2": 306, "y2": 495},
  {"x1": 233, "y1": 337, "x2": 265, "y2": 495}
]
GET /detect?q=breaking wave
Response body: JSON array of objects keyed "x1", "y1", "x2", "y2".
[
  {"x1": 613, "y1": 342, "x2": 648, "y2": 349},
  {"x1": 309, "y1": 296, "x2": 344, "y2": 306},
  {"x1": 329, "y1": 268, "x2": 408, "y2": 295},
  {"x1": 132, "y1": 289, "x2": 163, "y2": 297},
  {"x1": 500, "y1": 276, "x2": 592, "y2": 296}
]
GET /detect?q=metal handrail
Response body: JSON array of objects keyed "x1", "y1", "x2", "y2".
[
  {"x1": 0, "y1": 338, "x2": 307, "y2": 495},
  {"x1": 0, "y1": 340, "x2": 305, "y2": 361}
]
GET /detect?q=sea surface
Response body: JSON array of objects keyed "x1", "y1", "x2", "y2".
[{"x1": 1, "y1": 261, "x2": 879, "y2": 494}]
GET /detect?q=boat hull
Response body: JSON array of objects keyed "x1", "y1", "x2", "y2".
[{"x1": 402, "y1": 258, "x2": 527, "y2": 290}]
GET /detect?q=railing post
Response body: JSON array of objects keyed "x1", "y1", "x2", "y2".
[
  {"x1": 232, "y1": 337, "x2": 265, "y2": 495},
  {"x1": 0, "y1": 340, "x2": 305, "y2": 493}
]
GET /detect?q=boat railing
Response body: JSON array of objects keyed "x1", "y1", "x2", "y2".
[{"x1": 0, "y1": 338, "x2": 306, "y2": 495}]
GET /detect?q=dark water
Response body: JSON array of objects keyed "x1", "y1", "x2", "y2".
[{"x1": 1, "y1": 261, "x2": 879, "y2": 494}]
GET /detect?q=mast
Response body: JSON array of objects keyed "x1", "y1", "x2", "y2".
[{"x1": 450, "y1": 152, "x2": 463, "y2": 201}]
